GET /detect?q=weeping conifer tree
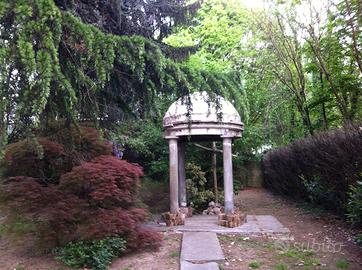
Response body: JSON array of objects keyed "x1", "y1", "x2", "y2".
[{"x1": 0, "y1": 0, "x2": 242, "y2": 150}]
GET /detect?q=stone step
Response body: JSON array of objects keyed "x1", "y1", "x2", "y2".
[
  {"x1": 181, "y1": 232, "x2": 224, "y2": 262},
  {"x1": 180, "y1": 261, "x2": 219, "y2": 270},
  {"x1": 147, "y1": 214, "x2": 290, "y2": 235}
]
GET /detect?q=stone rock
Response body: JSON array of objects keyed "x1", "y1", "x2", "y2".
[
  {"x1": 163, "y1": 211, "x2": 186, "y2": 226},
  {"x1": 203, "y1": 201, "x2": 222, "y2": 216},
  {"x1": 218, "y1": 211, "x2": 247, "y2": 228},
  {"x1": 180, "y1": 207, "x2": 193, "y2": 218},
  {"x1": 213, "y1": 207, "x2": 221, "y2": 215}
]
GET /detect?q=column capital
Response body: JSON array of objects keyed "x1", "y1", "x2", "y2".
[
  {"x1": 165, "y1": 135, "x2": 179, "y2": 140},
  {"x1": 221, "y1": 136, "x2": 233, "y2": 144}
]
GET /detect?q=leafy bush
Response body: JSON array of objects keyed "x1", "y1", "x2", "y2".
[
  {"x1": 0, "y1": 124, "x2": 161, "y2": 252},
  {"x1": 355, "y1": 234, "x2": 362, "y2": 247},
  {"x1": 110, "y1": 120, "x2": 168, "y2": 181},
  {"x1": 54, "y1": 236, "x2": 127, "y2": 270},
  {"x1": 42, "y1": 123, "x2": 112, "y2": 164},
  {"x1": 347, "y1": 181, "x2": 362, "y2": 227},
  {"x1": 1, "y1": 124, "x2": 112, "y2": 184},
  {"x1": 2, "y1": 137, "x2": 71, "y2": 184},
  {"x1": 263, "y1": 124, "x2": 362, "y2": 217},
  {"x1": 186, "y1": 162, "x2": 219, "y2": 211}
]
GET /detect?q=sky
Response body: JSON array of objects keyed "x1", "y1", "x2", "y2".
[
  {"x1": 239, "y1": 0, "x2": 330, "y2": 25},
  {"x1": 239, "y1": 0, "x2": 267, "y2": 10}
]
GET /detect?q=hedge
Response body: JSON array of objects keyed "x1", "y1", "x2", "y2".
[{"x1": 263, "y1": 124, "x2": 362, "y2": 224}]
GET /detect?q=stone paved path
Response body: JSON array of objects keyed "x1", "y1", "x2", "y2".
[
  {"x1": 149, "y1": 214, "x2": 290, "y2": 270},
  {"x1": 180, "y1": 232, "x2": 224, "y2": 270},
  {"x1": 148, "y1": 215, "x2": 290, "y2": 234},
  {"x1": 180, "y1": 261, "x2": 219, "y2": 270}
]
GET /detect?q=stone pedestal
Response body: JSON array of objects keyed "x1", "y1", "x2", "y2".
[
  {"x1": 218, "y1": 212, "x2": 246, "y2": 228},
  {"x1": 163, "y1": 212, "x2": 186, "y2": 226}
]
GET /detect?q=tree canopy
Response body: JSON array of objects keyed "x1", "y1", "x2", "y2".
[
  {"x1": 0, "y1": 0, "x2": 361, "y2": 158},
  {"x1": 0, "y1": 0, "x2": 241, "y2": 151},
  {"x1": 165, "y1": 0, "x2": 361, "y2": 158}
]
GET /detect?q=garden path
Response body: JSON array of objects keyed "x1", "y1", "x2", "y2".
[{"x1": 180, "y1": 232, "x2": 223, "y2": 270}]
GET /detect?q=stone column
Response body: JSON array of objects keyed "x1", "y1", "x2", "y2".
[
  {"x1": 178, "y1": 142, "x2": 187, "y2": 207},
  {"x1": 222, "y1": 137, "x2": 234, "y2": 214},
  {"x1": 168, "y1": 138, "x2": 179, "y2": 214}
]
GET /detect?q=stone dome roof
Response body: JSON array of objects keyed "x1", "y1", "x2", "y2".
[
  {"x1": 163, "y1": 91, "x2": 242, "y2": 127},
  {"x1": 163, "y1": 92, "x2": 243, "y2": 139}
]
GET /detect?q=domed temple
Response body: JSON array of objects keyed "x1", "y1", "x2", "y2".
[{"x1": 163, "y1": 91, "x2": 244, "y2": 222}]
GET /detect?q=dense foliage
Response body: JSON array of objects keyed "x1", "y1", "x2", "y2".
[
  {"x1": 347, "y1": 181, "x2": 362, "y2": 227},
  {"x1": 166, "y1": 0, "x2": 362, "y2": 157},
  {"x1": 0, "y1": 0, "x2": 242, "y2": 153},
  {"x1": 54, "y1": 0, "x2": 202, "y2": 43},
  {"x1": 110, "y1": 119, "x2": 168, "y2": 181},
  {"x1": 54, "y1": 236, "x2": 127, "y2": 270},
  {"x1": 186, "y1": 162, "x2": 217, "y2": 211},
  {"x1": 263, "y1": 125, "x2": 362, "y2": 223},
  {"x1": 0, "y1": 125, "x2": 161, "y2": 251}
]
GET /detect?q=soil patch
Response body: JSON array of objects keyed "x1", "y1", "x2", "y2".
[
  {"x1": 218, "y1": 188, "x2": 362, "y2": 270},
  {"x1": 110, "y1": 232, "x2": 181, "y2": 270}
]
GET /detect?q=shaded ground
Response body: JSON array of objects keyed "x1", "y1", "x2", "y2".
[
  {"x1": 0, "y1": 229, "x2": 180, "y2": 270},
  {"x1": 109, "y1": 232, "x2": 181, "y2": 270},
  {"x1": 0, "y1": 188, "x2": 360, "y2": 270},
  {"x1": 0, "y1": 234, "x2": 69, "y2": 270},
  {"x1": 218, "y1": 188, "x2": 362, "y2": 270}
]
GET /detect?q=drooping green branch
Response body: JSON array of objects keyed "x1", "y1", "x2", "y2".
[{"x1": 0, "y1": 0, "x2": 242, "y2": 149}]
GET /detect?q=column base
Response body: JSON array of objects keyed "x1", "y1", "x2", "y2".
[
  {"x1": 162, "y1": 211, "x2": 186, "y2": 226},
  {"x1": 179, "y1": 206, "x2": 193, "y2": 218},
  {"x1": 218, "y1": 211, "x2": 247, "y2": 228}
]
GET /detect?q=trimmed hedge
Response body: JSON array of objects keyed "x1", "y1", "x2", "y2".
[{"x1": 263, "y1": 124, "x2": 362, "y2": 218}]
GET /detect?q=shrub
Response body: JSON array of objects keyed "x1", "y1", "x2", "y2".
[
  {"x1": 355, "y1": 234, "x2": 362, "y2": 246},
  {"x1": 263, "y1": 124, "x2": 362, "y2": 217},
  {"x1": 186, "y1": 162, "x2": 218, "y2": 211},
  {"x1": 1, "y1": 124, "x2": 112, "y2": 184},
  {"x1": 58, "y1": 155, "x2": 143, "y2": 208},
  {"x1": 347, "y1": 180, "x2": 362, "y2": 227},
  {"x1": 43, "y1": 123, "x2": 112, "y2": 164},
  {"x1": 2, "y1": 138, "x2": 71, "y2": 184},
  {"x1": 54, "y1": 236, "x2": 127, "y2": 270},
  {"x1": 0, "y1": 124, "x2": 161, "y2": 252}
]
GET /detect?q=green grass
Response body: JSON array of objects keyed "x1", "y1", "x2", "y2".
[
  {"x1": 335, "y1": 259, "x2": 350, "y2": 269},
  {"x1": 248, "y1": 260, "x2": 261, "y2": 269},
  {"x1": 276, "y1": 247, "x2": 319, "y2": 268},
  {"x1": 275, "y1": 262, "x2": 288, "y2": 270},
  {"x1": 169, "y1": 251, "x2": 179, "y2": 258},
  {"x1": 0, "y1": 224, "x2": 5, "y2": 236},
  {"x1": 280, "y1": 248, "x2": 315, "y2": 261}
]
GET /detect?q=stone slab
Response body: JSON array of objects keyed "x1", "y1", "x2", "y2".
[
  {"x1": 181, "y1": 232, "x2": 225, "y2": 262},
  {"x1": 147, "y1": 215, "x2": 290, "y2": 235},
  {"x1": 180, "y1": 261, "x2": 219, "y2": 270}
]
